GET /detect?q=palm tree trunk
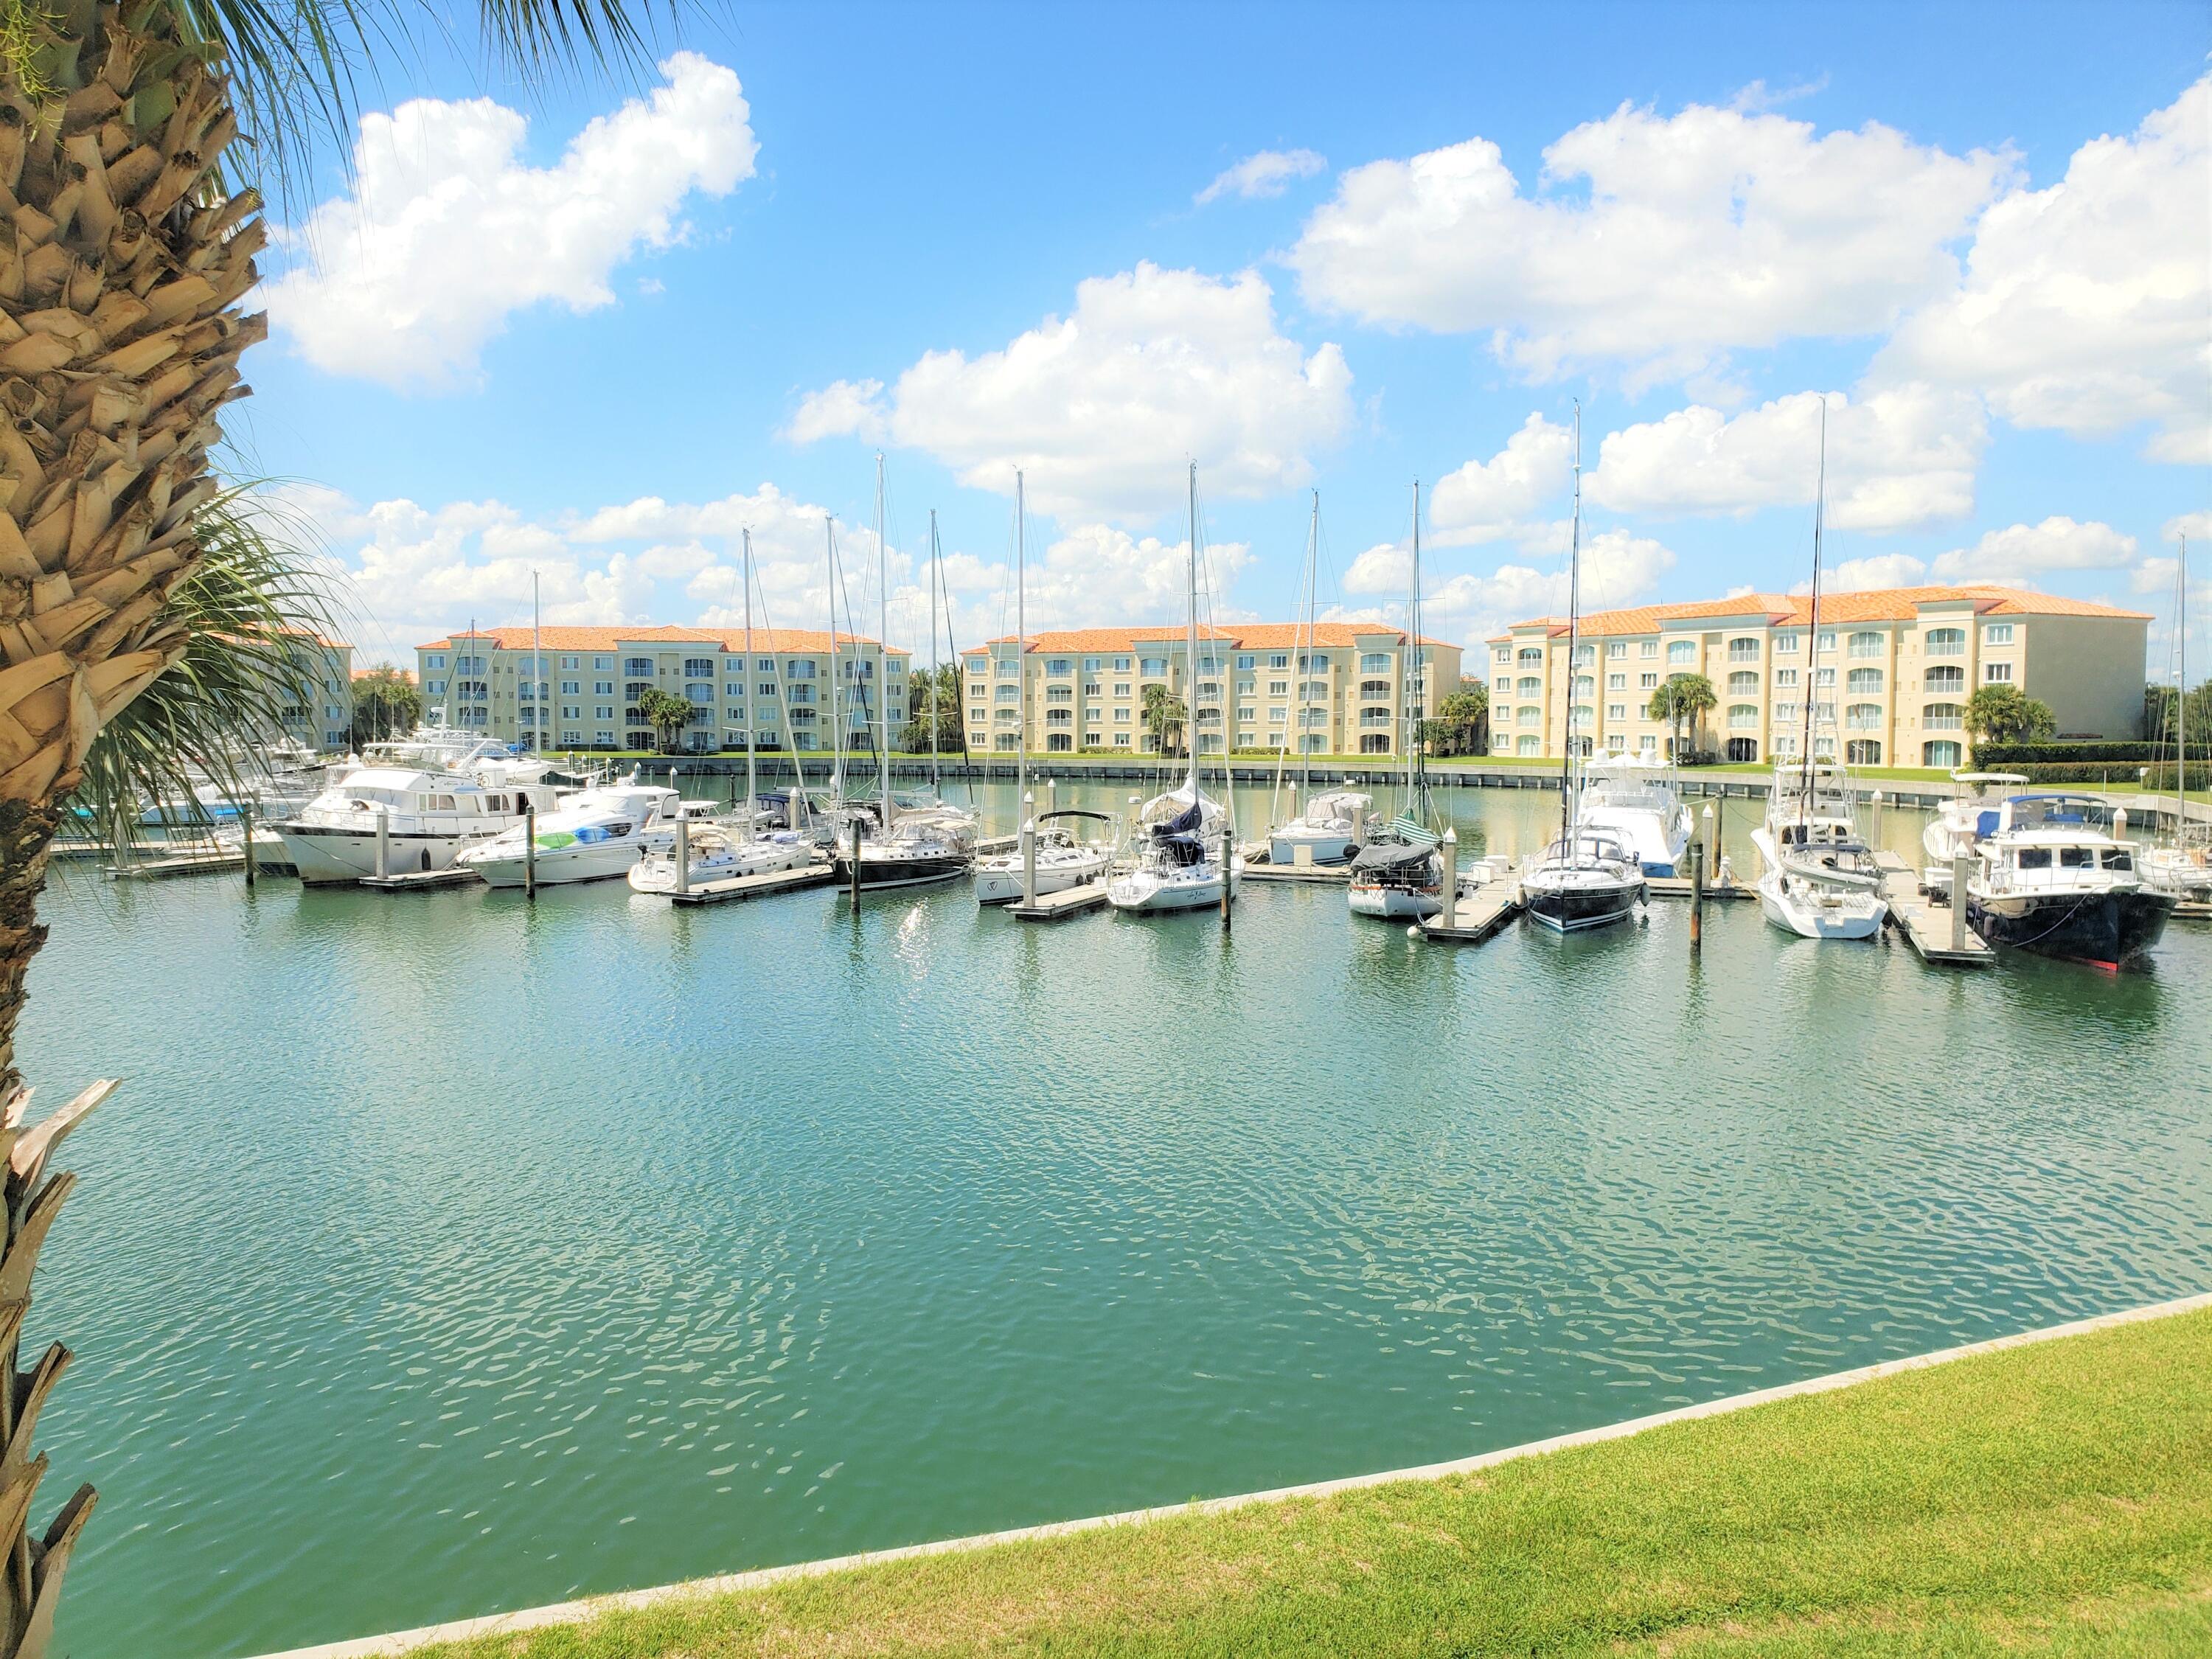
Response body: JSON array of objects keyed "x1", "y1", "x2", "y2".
[{"x1": 0, "y1": 8, "x2": 264, "y2": 1648}]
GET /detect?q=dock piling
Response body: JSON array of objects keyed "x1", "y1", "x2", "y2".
[
  {"x1": 1689, "y1": 823, "x2": 1705, "y2": 956},
  {"x1": 1950, "y1": 848, "x2": 1967, "y2": 952},
  {"x1": 241, "y1": 804, "x2": 255, "y2": 890},
  {"x1": 524, "y1": 801, "x2": 537, "y2": 901},
  {"x1": 1439, "y1": 827, "x2": 1458, "y2": 931},
  {"x1": 849, "y1": 819, "x2": 862, "y2": 904},
  {"x1": 1220, "y1": 824, "x2": 1233, "y2": 931},
  {"x1": 675, "y1": 815, "x2": 690, "y2": 898},
  {"x1": 375, "y1": 807, "x2": 390, "y2": 881}
]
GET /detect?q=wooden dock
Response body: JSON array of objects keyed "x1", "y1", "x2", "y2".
[
  {"x1": 359, "y1": 866, "x2": 481, "y2": 893},
  {"x1": 107, "y1": 842, "x2": 243, "y2": 880},
  {"x1": 1419, "y1": 882, "x2": 1523, "y2": 945},
  {"x1": 1646, "y1": 875, "x2": 1755, "y2": 902},
  {"x1": 1241, "y1": 862, "x2": 1352, "y2": 884},
  {"x1": 1009, "y1": 881, "x2": 1110, "y2": 922},
  {"x1": 1874, "y1": 851, "x2": 1993, "y2": 967},
  {"x1": 667, "y1": 864, "x2": 836, "y2": 907}
]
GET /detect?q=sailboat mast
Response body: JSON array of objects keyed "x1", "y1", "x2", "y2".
[
  {"x1": 1299, "y1": 490, "x2": 1318, "y2": 804},
  {"x1": 928, "y1": 509, "x2": 942, "y2": 794},
  {"x1": 743, "y1": 527, "x2": 757, "y2": 845},
  {"x1": 1016, "y1": 471, "x2": 1028, "y2": 809},
  {"x1": 532, "y1": 576, "x2": 541, "y2": 757},
  {"x1": 1186, "y1": 462, "x2": 1201, "y2": 799},
  {"x1": 877, "y1": 452, "x2": 891, "y2": 831},
  {"x1": 1561, "y1": 407, "x2": 1582, "y2": 852},
  {"x1": 825, "y1": 516, "x2": 843, "y2": 802},
  {"x1": 1798, "y1": 400, "x2": 1827, "y2": 815},
  {"x1": 2179, "y1": 533, "x2": 2191, "y2": 827},
  {"x1": 1406, "y1": 480, "x2": 1422, "y2": 816}
]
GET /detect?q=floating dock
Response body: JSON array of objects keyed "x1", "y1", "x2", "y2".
[
  {"x1": 1009, "y1": 882, "x2": 1110, "y2": 922},
  {"x1": 1419, "y1": 882, "x2": 1523, "y2": 945},
  {"x1": 667, "y1": 864, "x2": 836, "y2": 907},
  {"x1": 359, "y1": 866, "x2": 481, "y2": 893},
  {"x1": 107, "y1": 842, "x2": 243, "y2": 880},
  {"x1": 1646, "y1": 874, "x2": 1755, "y2": 902},
  {"x1": 1874, "y1": 851, "x2": 1993, "y2": 967},
  {"x1": 1241, "y1": 862, "x2": 1352, "y2": 885}
]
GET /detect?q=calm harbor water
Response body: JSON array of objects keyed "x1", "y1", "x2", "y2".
[{"x1": 22, "y1": 782, "x2": 2212, "y2": 1657}]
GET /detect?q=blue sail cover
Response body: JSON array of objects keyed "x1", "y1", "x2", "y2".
[{"x1": 1153, "y1": 799, "x2": 1204, "y2": 838}]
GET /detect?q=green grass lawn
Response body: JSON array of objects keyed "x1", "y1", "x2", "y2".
[{"x1": 414, "y1": 1306, "x2": 2211, "y2": 1658}]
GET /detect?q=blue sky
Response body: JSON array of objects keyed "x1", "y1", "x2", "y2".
[{"x1": 236, "y1": 1, "x2": 2211, "y2": 672}]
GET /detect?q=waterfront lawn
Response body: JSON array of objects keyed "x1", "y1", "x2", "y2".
[{"x1": 418, "y1": 1307, "x2": 2211, "y2": 1658}]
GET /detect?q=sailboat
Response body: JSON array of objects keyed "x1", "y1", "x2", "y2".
[
  {"x1": 1349, "y1": 482, "x2": 1447, "y2": 919},
  {"x1": 1753, "y1": 401, "x2": 1888, "y2": 940},
  {"x1": 2145, "y1": 535, "x2": 2210, "y2": 904},
  {"x1": 1107, "y1": 464, "x2": 1242, "y2": 914},
  {"x1": 1270, "y1": 491, "x2": 1376, "y2": 866},
  {"x1": 1520, "y1": 408, "x2": 1647, "y2": 933},
  {"x1": 632, "y1": 527, "x2": 811, "y2": 892},
  {"x1": 976, "y1": 473, "x2": 1110, "y2": 903},
  {"x1": 835, "y1": 454, "x2": 977, "y2": 890}
]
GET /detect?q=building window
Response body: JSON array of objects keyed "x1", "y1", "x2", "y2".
[
  {"x1": 1728, "y1": 637, "x2": 1759, "y2": 662},
  {"x1": 1924, "y1": 702, "x2": 1965, "y2": 731},
  {"x1": 1607, "y1": 703, "x2": 1627, "y2": 721},
  {"x1": 1773, "y1": 633, "x2": 1800, "y2": 654},
  {"x1": 1639, "y1": 641, "x2": 1658, "y2": 658},
  {"x1": 1360, "y1": 678, "x2": 1390, "y2": 698},
  {"x1": 684, "y1": 658, "x2": 714, "y2": 678},
  {"x1": 625, "y1": 657, "x2": 653, "y2": 677},
  {"x1": 1815, "y1": 667, "x2": 1836, "y2": 688},
  {"x1": 1774, "y1": 667, "x2": 1798, "y2": 689},
  {"x1": 1517, "y1": 706, "x2": 1540, "y2": 726},
  {"x1": 1727, "y1": 704, "x2": 1758, "y2": 729},
  {"x1": 1666, "y1": 641, "x2": 1695, "y2": 665},
  {"x1": 1845, "y1": 702, "x2": 1883, "y2": 730},
  {"x1": 1517, "y1": 675, "x2": 1541, "y2": 695},
  {"x1": 1517, "y1": 735, "x2": 1540, "y2": 755},
  {"x1": 1984, "y1": 623, "x2": 2014, "y2": 646},
  {"x1": 1046, "y1": 658, "x2": 1071, "y2": 677},
  {"x1": 1846, "y1": 668, "x2": 1883, "y2": 694},
  {"x1": 1518, "y1": 647, "x2": 1543, "y2": 667},
  {"x1": 1360, "y1": 652, "x2": 1391, "y2": 673},
  {"x1": 1925, "y1": 665, "x2": 1966, "y2": 693},
  {"x1": 1924, "y1": 740, "x2": 1963, "y2": 768},
  {"x1": 1846, "y1": 740, "x2": 1882, "y2": 765},
  {"x1": 1607, "y1": 672, "x2": 1626, "y2": 690},
  {"x1": 1847, "y1": 631, "x2": 1884, "y2": 659},
  {"x1": 1728, "y1": 670, "x2": 1758, "y2": 695},
  {"x1": 1639, "y1": 672, "x2": 1658, "y2": 690},
  {"x1": 1983, "y1": 661, "x2": 2014, "y2": 684},
  {"x1": 1495, "y1": 648, "x2": 1511, "y2": 665},
  {"x1": 1927, "y1": 627, "x2": 1966, "y2": 656},
  {"x1": 1816, "y1": 631, "x2": 1836, "y2": 653},
  {"x1": 1607, "y1": 641, "x2": 1627, "y2": 659},
  {"x1": 1141, "y1": 657, "x2": 1168, "y2": 675}
]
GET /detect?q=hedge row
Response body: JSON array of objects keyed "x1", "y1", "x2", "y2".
[
  {"x1": 1971, "y1": 740, "x2": 2161, "y2": 766},
  {"x1": 1982, "y1": 760, "x2": 2211, "y2": 785}
]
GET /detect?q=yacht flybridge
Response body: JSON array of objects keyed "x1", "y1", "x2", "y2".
[
  {"x1": 1922, "y1": 772, "x2": 2031, "y2": 897},
  {"x1": 273, "y1": 766, "x2": 561, "y2": 885},
  {"x1": 1965, "y1": 794, "x2": 2174, "y2": 968},
  {"x1": 1575, "y1": 754, "x2": 1693, "y2": 876},
  {"x1": 1108, "y1": 464, "x2": 1240, "y2": 916},
  {"x1": 1519, "y1": 407, "x2": 1645, "y2": 936}
]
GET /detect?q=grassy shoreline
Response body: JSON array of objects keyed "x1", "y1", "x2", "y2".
[{"x1": 401, "y1": 1304, "x2": 2212, "y2": 1658}]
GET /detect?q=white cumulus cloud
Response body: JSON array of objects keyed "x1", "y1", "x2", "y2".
[
  {"x1": 787, "y1": 263, "x2": 1354, "y2": 523},
  {"x1": 1430, "y1": 413, "x2": 1576, "y2": 543},
  {"x1": 1877, "y1": 77, "x2": 2210, "y2": 465},
  {"x1": 1826, "y1": 553, "x2": 1936, "y2": 593},
  {"x1": 1290, "y1": 96, "x2": 2008, "y2": 388},
  {"x1": 1345, "y1": 529, "x2": 1675, "y2": 646},
  {"x1": 1196, "y1": 147, "x2": 1327, "y2": 204},
  {"x1": 1588, "y1": 385, "x2": 1986, "y2": 531},
  {"x1": 1928, "y1": 516, "x2": 2140, "y2": 582},
  {"x1": 268, "y1": 53, "x2": 758, "y2": 390}
]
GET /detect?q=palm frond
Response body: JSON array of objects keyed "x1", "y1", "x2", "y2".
[{"x1": 69, "y1": 486, "x2": 343, "y2": 852}]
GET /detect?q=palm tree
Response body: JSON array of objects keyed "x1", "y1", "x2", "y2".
[
  {"x1": 0, "y1": 9, "x2": 670, "y2": 1652},
  {"x1": 635, "y1": 686, "x2": 693, "y2": 754},
  {"x1": 1140, "y1": 684, "x2": 1186, "y2": 757},
  {"x1": 1647, "y1": 672, "x2": 1717, "y2": 762}
]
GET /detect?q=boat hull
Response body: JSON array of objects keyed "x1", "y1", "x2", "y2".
[
  {"x1": 1347, "y1": 880, "x2": 1439, "y2": 919},
  {"x1": 831, "y1": 850, "x2": 972, "y2": 890},
  {"x1": 460, "y1": 840, "x2": 641, "y2": 888},
  {"x1": 1268, "y1": 830, "x2": 1355, "y2": 866},
  {"x1": 1106, "y1": 866, "x2": 1238, "y2": 913},
  {"x1": 1968, "y1": 888, "x2": 2175, "y2": 967},
  {"x1": 1759, "y1": 874, "x2": 1885, "y2": 940},
  {"x1": 1522, "y1": 880, "x2": 1644, "y2": 933},
  {"x1": 629, "y1": 845, "x2": 815, "y2": 892},
  {"x1": 274, "y1": 824, "x2": 484, "y2": 885},
  {"x1": 974, "y1": 855, "x2": 1110, "y2": 905}
]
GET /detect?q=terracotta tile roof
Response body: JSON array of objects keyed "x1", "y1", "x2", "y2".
[
  {"x1": 1487, "y1": 585, "x2": 2152, "y2": 641},
  {"x1": 415, "y1": 625, "x2": 902, "y2": 653},
  {"x1": 959, "y1": 624, "x2": 1458, "y2": 655}
]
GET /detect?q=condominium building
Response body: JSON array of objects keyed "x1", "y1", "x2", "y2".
[
  {"x1": 278, "y1": 631, "x2": 354, "y2": 751},
  {"x1": 959, "y1": 625, "x2": 1463, "y2": 755},
  {"x1": 414, "y1": 625, "x2": 910, "y2": 753},
  {"x1": 1485, "y1": 585, "x2": 2150, "y2": 768}
]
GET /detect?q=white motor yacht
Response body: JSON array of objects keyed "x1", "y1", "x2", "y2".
[
  {"x1": 2143, "y1": 829, "x2": 2212, "y2": 904},
  {"x1": 1520, "y1": 829, "x2": 1646, "y2": 933},
  {"x1": 1269, "y1": 790, "x2": 1375, "y2": 867},
  {"x1": 975, "y1": 810, "x2": 1115, "y2": 905},
  {"x1": 1965, "y1": 793, "x2": 2174, "y2": 967},
  {"x1": 272, "y1": 767, "x2": 561, "y2": 885},
  {"x1": 1755, "y1": 847, "x2": 1887, "y2": 939},
  {"x1": 1575, "y1": 754, "x2": 1694, "y2": 876},
  {"x1": 454, "y1": 784, "x2": 683, "y2": 888},
  {"x1": 629, "y1": 823, "x2": 814, "y2": 892},
  {"x1": 1921, "y1": 772, "x2": 2030, "y2": 897},
  {"x1": 1106, "y1": 787, "x2": 1242, "y2": 914}
]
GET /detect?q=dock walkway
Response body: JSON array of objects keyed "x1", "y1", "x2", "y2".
[
  {"x1": 1419, "y1": 881, "x2": 1523, "y2": 945},
  {"x1": 1009, "y1": 881, "x2": 1109, "y2": 922},
  {"x1": 1874, "y1": 851, "x2": 1993, "y2": 967},
  {"x1": 667, "y1": 864, "x2": 836, "y2": 907},
  {"x1": 360, "y1": 866, "x2": 479, "y2": 893}
]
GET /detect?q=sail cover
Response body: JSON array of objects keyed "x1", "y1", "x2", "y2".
[
  {"x1": 1351, "y1": 838, "x2": 1436, "y2": 874},
  {"x1": 1154, "y1": 799, "x2": 1204, "y2": 838}
]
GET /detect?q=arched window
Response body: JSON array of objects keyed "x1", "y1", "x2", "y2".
[
  {"x1": 1517, "y1": 647, "x2": 1543, "y2": 667},
  {"x1": 1847, "y1": 667, "x2": 1883, "y2": 694},
  {"x1": 1845, "y1": 702, "x2": 1883, "y2": 730},
  {"x1": 1925, "y1": 666, "x2": 1966, "y2": 693},
  {"x1": 1666, "y1": 641, "x2": 1696, "y2": 665},
  {"x1": 1728, "y1": 670, "x2": 1758, "y2": 695},
  {"x1": 1924, "y1": 739, "x2": 1962, "y2": 768},
  {"x1": 1360, "y1": 652, "x2": 1390, "y2": 672},
  {"x1": 1926, "y1": 627, "x2": 1966, "y2": 657},
  {"x1": 1360, "y1": 678, "x2": 1390, "y2": 698},
  {"x1": 1846, "y1": 740, "x2": 1882, "y2": 765},
  {"x1": 1517, "y1": 676, "x2": 1541, "y2": 695},
  {"x1": 1924, "y1": 702, "x2": 1964, "y2": 731},
  {"x1": 1727, "y1": 636, "x2": 1759, "y2": 662},
  {"x1": 624, "y1": 657, "x2": 654, "y2": 677},
  {"x1": 1727, "y1": 703, "x2": 1759, "y2": 729},
  {"x1": 1846, "y1": 631, "x2": 1883, "y2": 659}
]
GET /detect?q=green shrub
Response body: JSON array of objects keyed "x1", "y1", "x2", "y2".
[{"x1": 1972, "y1": 740, "x2": 2161, "y2": 767}]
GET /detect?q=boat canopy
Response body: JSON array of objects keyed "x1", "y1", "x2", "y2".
[
  {"x1": 1349, "y1": 838, "x2": 1436, "y2": 874},
  {"x1": 1152, "y1": 799, "x2": 1204, "y2": 838}
]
